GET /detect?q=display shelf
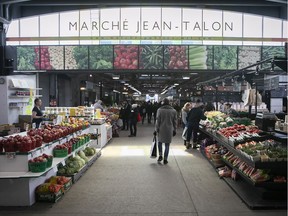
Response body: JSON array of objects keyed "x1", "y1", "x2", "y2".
[
  {"x1": 0, "y1": 141, "x2": 92, "y2": 179},
  {"x1": 8, "y1": 87, "x2": 42, "y2": 90},
  {"x1": 9, "y1": 95, "x2": 42, "y2": 98},
  {"x1": 199, "y1": 127, "x2": 287, "y2": 170},
  {"x1": 9, "y1": 106, "x2": 22, "y2": 109},
  {"x1": 200, "y1": 148, "x2": 224, "y2": 169},
  {"x1": 221, "y1": 158, "x2": 287, "y2": 189},
  {"x1": 57, "y1": 150, "x2": 101, "y2": 183},
  {"x1": 200, "y1": 144, "x2": 287, "y2": 209},
  {"x1": 223, "y1": 177, "x2": 287, "y2": 210}
]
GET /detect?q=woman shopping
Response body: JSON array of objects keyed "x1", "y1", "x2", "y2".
[
  {"x1": 154, "y1": 98, "x2": 177, "y2": 165},
  {"x1": 32, "y1": 98, "x2": 44, "y2": 128},
  {"x1": 181, "y1": 102, "x2": 192, "y2": 146}
]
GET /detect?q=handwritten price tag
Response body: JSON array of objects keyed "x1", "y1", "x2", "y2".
[
  {"x1": 40, "y1": 147, "x2": 45, "y2": 153},
  {"x1": 6, "y1": 152, "x2": 16, "y2": 160}
]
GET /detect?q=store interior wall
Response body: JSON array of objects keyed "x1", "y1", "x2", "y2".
[
  {"x1": 57, "y1": 75, "x2": 72, "y2": 107},
  {"x1": 38, "y1": 73, "x2": 49, "y2": 108}
]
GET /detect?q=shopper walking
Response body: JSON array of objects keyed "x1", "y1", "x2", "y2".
[
  {"x1": 153, "y1": 102, "x2": 159, "y2": 124},
  {"x1": 129, "y1": 104, "x2": 139, "y2": 137},
  {"x1": 122, "y1": 100, "x2": 131, "y2": 131},
  {"x1": 147, "y1": 101, "x2": 153, "y2": 124},
  {"x1": 181, "y1": 102, "x2": 192, "y2": 146},
  {"x1": 32, "y1": 98, "x2": 44, "y2": 129},
  {"x1": 186, "y1": 99, "x2": 207, "y2": 149},
  {"x1": 154, "y1": 98, "x2": 177, "y2": 164},
  {"x1": 139, "y1": 102, "x2": 147, "y2": 124}
]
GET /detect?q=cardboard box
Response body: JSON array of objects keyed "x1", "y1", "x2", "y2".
[{"x1": 0, "y1": 124, "x2": 9, "y2": 132}]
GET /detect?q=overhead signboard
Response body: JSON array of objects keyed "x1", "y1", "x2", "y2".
[{"x1": 6, "y1": 7, "x2": 287, "y2": 46}]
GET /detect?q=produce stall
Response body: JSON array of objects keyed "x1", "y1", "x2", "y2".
[
  {"x1": 199, "y1": 111, "x2": 287, "y2": 209},
  {"x1": 0, "y1": 121, "x2": 101, "y2": 206}
]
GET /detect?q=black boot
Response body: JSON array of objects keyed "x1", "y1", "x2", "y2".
[
  {"x1": 164, "y1": 159, "x2": 168, "y2": 164},
  {"x1": 157, "y1": 156, "x2": 163, "y2": 162}
]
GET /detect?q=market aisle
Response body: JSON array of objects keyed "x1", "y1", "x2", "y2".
[{"x1": 0, "y1": 124, "x2": 286, "y2": 216}]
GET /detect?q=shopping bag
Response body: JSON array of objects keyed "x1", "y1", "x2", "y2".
[
  {"x1": 150, "y1": 136, "x2": 157, "y2": 158},
  {"x1": 137, "y1": 113, "x2": 142, "y2": 122},
  {"x1": 117, "y1": 119, "x2": 123, "y2": 127},
  {"x1": 182, "y1": 127, "x2": 187, "y2": 140}
]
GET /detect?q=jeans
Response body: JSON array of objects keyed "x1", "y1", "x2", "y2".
[
  {"x1": 158, "y1": 142, "x2": 170, "y2": 160},
  {"x1": 186, "y1": 123, "x2": 199, "y2": 143},
  {"x1": 130, "y1": 121, "x2": 137, "y2": 136}
]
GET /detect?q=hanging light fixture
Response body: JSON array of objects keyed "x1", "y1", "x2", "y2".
[{"x1": 80, "y1": 81, "x2": 86, "y2": 91}]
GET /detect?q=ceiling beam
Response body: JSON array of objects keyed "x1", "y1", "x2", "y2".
[{"x1": 0, "y1": 0, "x2": 31, "y2": 4}]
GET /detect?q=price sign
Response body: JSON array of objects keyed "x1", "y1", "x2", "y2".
[
  {"x1": 6, "y1": 152, "x2": 16, "y2": 160},
  {"x1": 31, "y1": 151, "x2": 35, "y2": 157},
  {"x1": 40, "y1": 146, "x2": 45, "y2": 153},
  {"x1": 53, "y1": 166, "x2": 58, "y2": 173}
]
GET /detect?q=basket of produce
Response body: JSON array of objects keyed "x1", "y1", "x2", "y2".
[
  {"x1": 29, "y1": 160, "x2": 47, "y2": 173},
  {"x1": 53, "y1": 145, "x2": 68, "y2": 157},
  {"x1": 42, "y1": 154, "x2": 53, "y2": 168},
  {"x1": 45, "y1": 176, "x2": 72, "y2": 193},
  {"x1": 35, "y1": 183, "x2": 64, "y2": 203}
]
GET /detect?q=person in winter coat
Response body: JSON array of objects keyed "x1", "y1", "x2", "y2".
[
  {"x1": 122, "y1": 100, "x2": 131, "y2": 131},
  {"x1": 129, "y1": 104, "x2": 139, "y2": 137},
  {"x1": 181, "y1": 102, "x2": 192, "y2": 128},
  {"x1": 146, "y1": 101, "x2": 153, "y2": 124},
  {"x1": 186, "y1": 99, "x2": 207, "y2": 149},
  {"x1": 153, "y1": 102, "x2": 159, "y2": 124},
  {"x1": 154, "y1": 98, "x2": 177, "y2": 164},
  {"x1": 139, "y1": 102, "x2": 147, "y2": 124},
  {"x1": 181, "y1": 102, "x2": 192, "y2": 146}
]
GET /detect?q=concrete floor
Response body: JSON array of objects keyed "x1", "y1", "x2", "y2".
[{"x1": 0, "y1": 124, "x2": 287, "y2": 216}]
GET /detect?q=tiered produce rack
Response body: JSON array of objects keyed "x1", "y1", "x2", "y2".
[
  {"x1": 0, "y1": 126, "x2": 102, "y2": 206},
  {"x1": 199, "y1": 126, "x2": 287, "y2": 209}
]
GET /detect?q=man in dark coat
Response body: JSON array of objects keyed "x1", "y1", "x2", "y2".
[
  {"x1": 154, "y1": 98, "x2": 177, "y2": 164},
  {"x1": 186, "y1": 99, "x2": 207, "y2": 149},
  {"x1": 146, "y1": 101, "x2": 153, "y2": 124},
  {"x1": 122, "y1": 100, "x2": 131, "y2": 130},
  {"x1": 129, "y1": 104, "x2": 139, "y2": 137}
]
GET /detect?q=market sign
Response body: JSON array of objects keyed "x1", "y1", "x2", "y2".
[{"x1": 6, "y1": 7, "x2": 287, "y2": 45}]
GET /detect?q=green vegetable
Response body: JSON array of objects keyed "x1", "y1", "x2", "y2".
[
  {"x1": 140, "y1": 45, "x2": 163, "y2": 69},
  {"x1": 73, "y1": 46, "x2": 89, "y2": 69},
  {"x1": 17, "y1": 47, "x2": 37, "y2": 70},
  {"x1": 78, "y1": 150, "x2": 89, "y2": 163},
  {"x1": 262, "y1": 46, "x2": 285, "y2": 69},
  {"x1": 89, "y1": 46, "x2": 113, "y2": 69},
  {"x1": 214, "y1": 46, "x2": 237, "y2": 70}
]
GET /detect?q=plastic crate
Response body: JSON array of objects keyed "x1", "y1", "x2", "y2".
[
  {"x1": 36, "y1": 189, "x2": 63, "y2": 203},
  {"x1": 29, "y1": 161, "x2": 47, "y2": 173},
  {"x1": 53, "y1": 149, "x2": 68, "y2": 158},
  {"x1": 47, "y1": 157, "x2": 53, "y2": 168}
]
